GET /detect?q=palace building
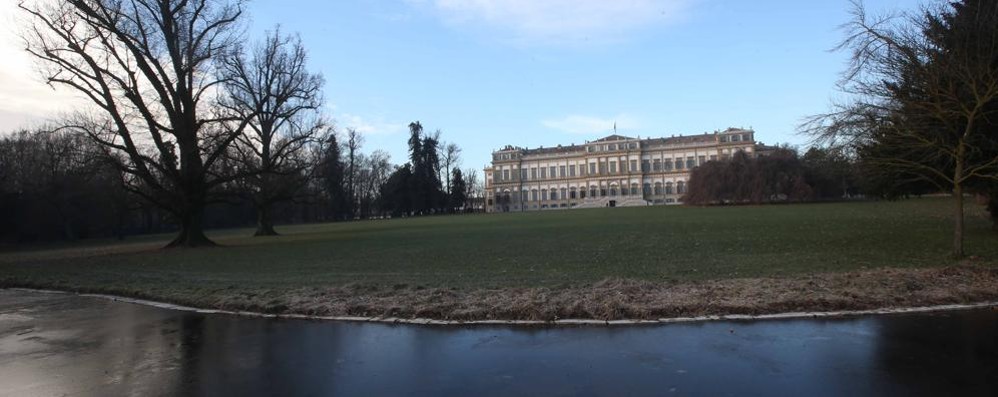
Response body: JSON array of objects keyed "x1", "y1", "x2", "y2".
[{"x1": 484, "y1": 128, "x2": 760, "y2": 212}]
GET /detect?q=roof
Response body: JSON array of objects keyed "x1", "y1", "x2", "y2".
[
  {"x1": 521, "y1": 145, "x2": 586, "y2": 156},
  {"x1": 592, "y1": 134, "x2": 634, "y2": 142}
]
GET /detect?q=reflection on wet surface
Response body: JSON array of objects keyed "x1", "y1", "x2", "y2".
[{"x1": 1, "y1": 289, "x2": 996, "y2": 396}]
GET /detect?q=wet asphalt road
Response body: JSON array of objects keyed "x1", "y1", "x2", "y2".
[{"x1": 0, "y1": 289, "x2": 996, "y2": 396}]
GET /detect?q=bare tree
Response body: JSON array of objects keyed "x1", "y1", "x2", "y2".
[
  {"x1": 344, "y1": 127, "x2": 363, "y2": 218},
  {"x1": 220, "y1": 27, "x2": 324, "y2": 236},
  {"x1": 355, "y1": 149, "x2": 390, "y2": 218},
  {"x1": 463, "y1": 167, "x2": 481, "y2": 212},
  {"x1": 20, "y1": 0, "x2": 253, "y2": 247},
  {"x1": 803, "y1": 1, "x2": 998, "y2": 257},
  {"x1": 441, "y1": 142, "x2": 461, "y2": 195}
]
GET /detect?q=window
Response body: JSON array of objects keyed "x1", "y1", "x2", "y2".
[
  {"x1": 665, "y1": 182, "x2": 674, "y2": 195},
  {"x1": 686, "y1": 157, "x2": 696, "y2": 169},
  {"x1": 675, "y1": 159, "x2": 684, "y2": 170},
  {"x1": 654, "y1": 182, "x2": 662, "y2": 195},
  {"x1": 742, "y1": 134, "x2": 750, "y2": 142},
  {"x1": 600, "y1": 187, "x2": 607, "y2": 197},
  {"x1": 731, "y1": 135, "x2": 740, "y2": 142},
  {"x1": 698, "y1": 156, "x2": 706, "y2": 166},
  {"x1": 630, "y1": 183, "x2": 638, "y2": 196},
  {"x1": 643, "y1": 183, "x2": 652, "y2": 196},
  {"x1": 569, "y1": 165, "x2": 576, "y2": 177},
  {"x1": 560, "y1": 188, "x2": 567, "y2": 200},
  {"x1": 642, "y1": 160, "x2": 651, "y2": 172},
  {"x1": 580, "y1": 190, "x2": 587, "y2": 199},
  {"x1": 541, "y1": 189, "x2": 547, "y2": 200},
  {"x1": 502, "y1": 170, "x2": 510, "y2": 180},
  {"x1": 549, "y1": 166, "x2": 556, "y2": 178},
  {"x1": 530, "y1": 168, "x2": 537, "y2": 180},
  {"x1": 520, "y1": 169, "x2": 527, "y2": 180},
  {"x1": 629, "y1": 160, "x2": 637, "y2": 172},
  {"x1": 599, "y1": 162, "x2": 607, "y2": 174},
  {"x1": 559, "y1": 165, "x2": 566, "y2": 177},
  {"x1": 609, "y1": 144, "x2": 617, "y2": 150},
  {"x1": 590, "y1": 186, "x2": 597, "y2": 198},
  {"x1": 609, "y1": 186, "x2": 618, "y2": 197},
  {"x1": 540, "y1": 168, "x2": 546, "y2": 179},
  {"x1": 550, "y1": 190, "x2": 558, "y2": 200},
  {"x1": 664, "y1": 160, "x2": 672, "y2": 171},
  {"x1": 570, "y1": 188, "x2": 577, "y2": 199},
  {"x1": 531, "y1": 190, "x2": 538, "y2": 201},
  {"x1": 677, "y1": 181, "x2": 686, "y2": 194},
  {"x1": 652, "y1": 159, "x2": 661, "y2": 171},
  {"x1": 609, "y1": 161, "x2": 617, "y2": 174},
  {"x1": 589, "y1": 163, "x2": 596, "y2": 174},
  {"x1": 579, "y1": 164, "x2": 586, "y2": 176}
]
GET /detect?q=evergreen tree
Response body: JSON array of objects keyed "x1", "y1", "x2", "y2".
[
  {"x1": 379, "y1": 164, "x2": 412, "y2": 216},
  {"x1": 319, "y1": 134, "x2": 349, "y2": 220},
  {"x1": 449, "y1": 168, "x2": 468, "y2": 212}
]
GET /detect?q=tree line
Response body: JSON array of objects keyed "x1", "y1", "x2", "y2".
[
  {"x1": 0, "y1": 123, "x2": 483, "y2": 244},
  {"x1": 6, "y1": 0, "x2": 483, "y2": 246}
]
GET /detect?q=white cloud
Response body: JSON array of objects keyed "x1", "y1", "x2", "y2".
[
  {"x1": 417, "y1": 0, "x2": 691, "y2": 45},
  {"x1": 542, "y1": 114, "x2": 640, "y2": 135},
  {"x1": 333, "y1": 111, "x2": 408, "y2": 136}
]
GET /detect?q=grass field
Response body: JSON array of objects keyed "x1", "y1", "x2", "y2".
[{"x1": 1, "y1": 198, "x2": 997, "y2": 320}]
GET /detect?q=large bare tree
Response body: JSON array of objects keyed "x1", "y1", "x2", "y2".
[
  {"x1": 804, "y1": 0, "x2": 998, "y2": 257},
  {"x1": 220, "y1": 27, "x2": 324, "y2": 236},
  {"x1": 20, "y1": 0, "x2": 253, "y2": 247},
  {"x1": 344, "y1": 127, "x2": 363, "y2": 219}
]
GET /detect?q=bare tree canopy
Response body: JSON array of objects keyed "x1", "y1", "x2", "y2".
[
  {"x1": 441, "y1": 142, "x2": 461, "y2": 195},
  {"x1": 344, "y1": 127, "x2": 363, "y2": 218},
  {"x1": 220, "y1": 26, "x2": 325, "y2": 236},
  {"x1": 20, "y1": 0, "x2": 254, "y2": 247},
  {"x1": 803, "y1": 0, "x2": 998, "y2": 257}
]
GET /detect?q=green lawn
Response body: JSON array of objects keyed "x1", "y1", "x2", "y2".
[{"x1": 1, "y1": 198, "x2": 996, "y2": 297}]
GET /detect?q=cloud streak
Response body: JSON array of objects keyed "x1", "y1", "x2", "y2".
[
  {"x1": 334, "y1": 112, "x2": 408, "y2": 136},
  {"x1": 420, "y1": 0, "x2": 691, "y2": 45}
]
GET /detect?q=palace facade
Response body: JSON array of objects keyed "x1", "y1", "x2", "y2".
[{"x1": 484, "y1": 128, "x2": 759, "y2": 212}]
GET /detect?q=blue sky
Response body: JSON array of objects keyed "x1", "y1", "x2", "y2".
[
  {"x1": 244, "y1": 0, "x2": 913, "y2": 169},
  {"x1": 0, "y1": 0, "x2": 914, "y2": 170}
]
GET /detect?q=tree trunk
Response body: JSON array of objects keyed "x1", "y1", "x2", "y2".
[
  {"x1": 165, "y1": 197, "x2": 215, "y2": 248},
  {"x1": 987, "y1": 193, "x2": 998, "y2": 232},
  {"x1": 953, "y1": 184, "x2": 964, "y2": 258},
  {"x1": 254, "y1": 203, "x2": 278, "y2": 237}
]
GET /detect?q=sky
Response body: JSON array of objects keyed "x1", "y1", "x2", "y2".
[{"x1": 0, "y1": 0, "x2": 915, "y2": 170}]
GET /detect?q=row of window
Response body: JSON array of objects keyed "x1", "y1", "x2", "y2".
[
  {"x1": 720, "y1": 134, "x2": 751, "y2": 143},
  {"x1": 496, "y1": 182, "x2": 687, "y2": 202},
  {"x1": 495, "y1": 198, "x2": 682, "y2": 211},
  {"x1": 586, "y1": 142, "x2": 640, "y2": 153},
  {"x1": 496, "y1": 156, "x2": 724, "y2": 182}
]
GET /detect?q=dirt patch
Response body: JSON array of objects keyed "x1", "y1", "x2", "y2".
[{"x1": 5, "y1": 265, "x2": 998, "y2": 322}]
